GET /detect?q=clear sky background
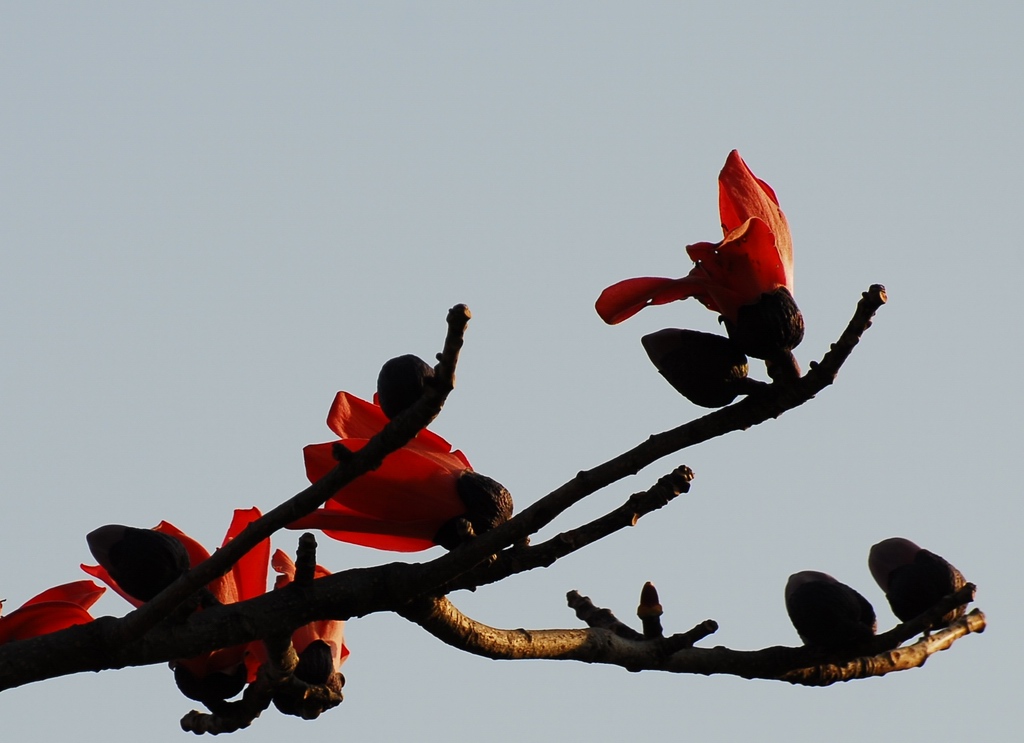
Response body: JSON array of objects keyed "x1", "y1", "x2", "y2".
[{"x1": 1, "y1": 3, "x2": 1020, "y2": 741}]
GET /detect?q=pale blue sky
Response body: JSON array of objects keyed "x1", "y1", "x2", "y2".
[{"x1": 1, "y1": 3, "x2": 1020, "y2": 741}]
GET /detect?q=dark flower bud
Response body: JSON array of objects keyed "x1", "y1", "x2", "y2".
[
  {"x1": 376, "y1": 354, "x2": 435, "y2": 419},
  {"x1": 723, "y1": 286, "x2": 805, "y2": 360},
  {"x1": 173, "y1": 662, "x2": 248, "y2": 703},
  {"x1": 869, "y1": 538, "x2": 967, "y2": 624},
  {"x1": 785, "y1": 571, "x2": 876, "y2": 649},
  {"x1": 86, "y1": 525, "x2": 191, "y2": 602},
  {"x1": 294, "y1": 639, "x2": 334, "y2": 686},
  {"x1": 434, "y1": 471, "x2": 514, "y2": 550},
  {"x1": 637, "y1": 581, "x2": 663, "y2": 619},
  {"x1": 641, "y1": 329, "x2": 749, "y2": 408}
]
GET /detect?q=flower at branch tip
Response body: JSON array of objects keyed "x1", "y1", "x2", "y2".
[
  {"x1": 641, "y1": 329, "x2": 749, "y2": 407},
  {"x1": 596, "y1": 150, "x2": 804, "y2": 360},
  {"x1": 376, "y1": 354, "x2": 435, "y2": 419},
  {"x1": 868, "y1": 537, "x2": 967, "y2": 625},
  {"x1": 289, "y1": 391, "x2": 513, "y2": 552},
  {"x1": 82, "y1": 508, "x2": 270, "y2": 702},
  {"x1": 0, "y1": 580, "x2": 105, "y2": 644},
  {"x1": 785, "y1": 571, "x2": 876, "y2": 648}
]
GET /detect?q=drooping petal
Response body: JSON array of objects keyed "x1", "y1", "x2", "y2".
[{"x1": 595, "y1": 276, "x2": 713, "y2": 325}]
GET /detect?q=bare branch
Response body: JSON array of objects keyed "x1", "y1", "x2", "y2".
[{"x1": 398, "y1": 591, "x2": 984, "y2": 684}]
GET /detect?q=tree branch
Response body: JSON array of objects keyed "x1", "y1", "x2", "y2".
[
  {"x1": 0, "y1": 288, "x2": 895, "y2": 693},
  {"x1": 119, "y1": 304, "x2": 472, "y2": 641},
  {"x1": 408, "y1": 285, "x2": 888, "y2": 589},
  {"x1": 397, "y1": 588, "x2": 985, "y2": 684}
]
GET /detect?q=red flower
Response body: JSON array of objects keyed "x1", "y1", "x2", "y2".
[
  {"x1": 288, "y1": 391, "x2": 471, "y2": 552},
  {"x1": 83, "y1": 508, "x2": 270, "y2": 684},
  {"x1": 0, "y1": 580, "x2": 105, "y2": 644},
  {"x1": 596, "y1": 150, "x2": 793, "y2": 326},
  {"x1": 271, "y1": 550, "x2": 349, "y2": 675}
]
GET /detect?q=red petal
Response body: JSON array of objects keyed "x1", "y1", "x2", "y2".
[
  {"x1": 23, "y1": 580, "x2": 105, "y2": 611},
  {"x1": 215, "y1": 508, "x2": 269, "y2": 605},
  {"x1": 288, "y1": 510, "x2": 447, "y2": 551},
  {"x1": 154, "y1": 521, "x2": 211, "y2": 568},
  {"x1": 326, "y1": 392, "x2": 389, "y2": 439},
  {"x1": 0, "y1": 602, "x2": 95, "y2": 643},
  {"x1": 595, "y1": 276, "x2": 712, "y2": 325},
  {"x1": 80, "y1": 562, "x2": 144, "y2": 608},
  {"x1": 687, "y1": 218, "x2": 788, "y2": 320},
  {"x1": 718, "y1": 151, "x2": 793, "y2": 291}
]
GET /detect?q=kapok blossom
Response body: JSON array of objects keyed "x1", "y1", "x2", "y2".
[
  {"x1": 288, "y1": 391, "x2": 472, "y2": 552},
  {"x1": 596, "y1": 150, "x2": 793, "y2": 326},
  {"x1": 83, "y1": 508, "x2": 270, "y2": 688},
  {"x1": 270, "y1": 549, "x2": 349, "y2": 680},
  {"x1": 0, "y1": 580, "x2": 105, "y2": 644}
]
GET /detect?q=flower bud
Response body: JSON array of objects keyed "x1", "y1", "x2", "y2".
[
  {"x1": 641, "y1": 329, "x2": 749, "y2": 408},
  {"x1": 376, "y1": 354, "x2": 435, "y2": 419},
  {"x1": 294, "y1": 639, "x2": 335, "y2": 686},
  {"x1": 723, "y1": 287, "x2": 805, "y2": 360},
  {"x1": 637, "y1": 581, "x2": 663, "y2": 619},
  {"x1": 86, "y1": 525, "x2": 191, "y2": 602},
  {"x1": 173, "y1": 662, "x2": 248, "y2": 703}
]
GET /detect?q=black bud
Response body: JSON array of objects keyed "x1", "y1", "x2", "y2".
[
  {"x1": 785, "y1": 572, "x2": 876, "y2": 649},
  {"x1": 376, "y1": 354, "x2": 435, "y2": 419},
  {"x1": 87, "y1": 525, "x2": 191, "y2": 602},
  {"x1": 641, "y1": 329, "x2": 749, "y2": 408},
  {"x1": 294, "y1": 639, "x2": 334, "y2": 685},
  {"x1": 434, "y1": 471, "x2": 514, "y2": 550},
  {"x1": 723, "y1": 287, "x2": 805, "y2": 360},
  {"x1": 173, "y1": 662, "x2": 247, "y2": 703}
]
